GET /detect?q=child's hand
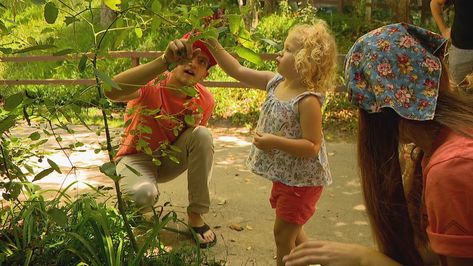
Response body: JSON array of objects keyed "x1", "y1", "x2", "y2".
[
  {"x1": 253, "y1": 132, "x2": 276, "y2": 152},
  {"x1": 163, "y1": 38, "x2": 201, "y2": 66}
]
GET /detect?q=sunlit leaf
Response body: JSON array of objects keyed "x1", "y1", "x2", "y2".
[
  {"x1": 33, "y1": 168, "x2": 54, "y2": 182},
  {"x1": 104, "y1": 0, "x2": 121, "y2": 11},
  {"x1": 13, "y1": 44, "x2": 56, "y2": 54},
  {"x1": 44, "y1": 2, "x2": 59, "y2": 24},
  {"x1": 4, "y1": 92, "x2": 23, "y2": 111},
  {"x1": 28, "y1": 132, "x2": 41, "y2": 141},
  {"x1": 94, "y1": 69, "x2": 121, "y2": 90},
  {"x1": 234, "y1": 46, "x2": 263, "y2": 65},
  {"x1": 53, "y1": 48, "x2": 75, "y2": 56},
  {"x1": 47, "y1": 159, "x2": 62, "y2": 174},
  {"x1": 227, "y1": 14, "x2": 242, "y2": 34},
  {"x1": 134, "y1": 27, "x2": 142, "y2": 38},
  {"x1": 47, "y1": 208, "x2": 67, "y2": 227}
]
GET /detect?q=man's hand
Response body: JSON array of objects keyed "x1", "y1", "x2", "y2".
[
  {"x1": 164, "y1": 39, "x2": 201, "y2": 67},
  {"x1": 253, "y1": 132, "x2": 276, "y2": 152}
]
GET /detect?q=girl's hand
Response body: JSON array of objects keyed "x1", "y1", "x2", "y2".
[
  {"x1": 253, "y1": 132, "x2": 276, "y2": 152},
  {"x1": 282, "y1": 241, "x2": 382, "y2": 266}
]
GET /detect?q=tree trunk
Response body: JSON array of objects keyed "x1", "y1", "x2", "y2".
[
  {"x1": 420, "y1": 0, "x2": 431, "y2": 25},
  {"x1": 388, "y1": 0, "x2": 411, "y2": 23},
  {"x1": 262, "y1": 0, "x2": 278, "y2": 15}
]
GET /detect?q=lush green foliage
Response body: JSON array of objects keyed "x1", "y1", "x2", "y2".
[{"x1": 0, "y1": 0, "x2": 439, "y2": 264}]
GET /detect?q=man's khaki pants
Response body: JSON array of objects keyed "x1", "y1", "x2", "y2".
[{"x1": 116, "y1": 126, "x2": 214, "y2": 214}]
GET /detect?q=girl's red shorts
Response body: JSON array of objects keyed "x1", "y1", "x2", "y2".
[{"x1": 270, "y1": 181, "x2": 324, "y2": 225}]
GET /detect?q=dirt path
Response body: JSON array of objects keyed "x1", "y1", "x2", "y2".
[{"x1": 7, "y1": 125, "x2": 373, "y2": 265}]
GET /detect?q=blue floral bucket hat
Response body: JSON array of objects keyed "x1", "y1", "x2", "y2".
[{"x1": 345, "y1": 23, "x2": 448, "y2": 120}]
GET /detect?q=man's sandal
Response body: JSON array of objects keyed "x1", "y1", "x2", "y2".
[{"x1": 190, "y1": 223, "x2": 217, "y2": 249}]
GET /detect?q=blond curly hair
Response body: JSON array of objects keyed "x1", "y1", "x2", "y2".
[{"x1": 288, "y1": 21, "x2": 338, "y2": 93}]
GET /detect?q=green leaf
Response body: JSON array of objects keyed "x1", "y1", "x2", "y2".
[
  {"x1": 168, "y1": 155, "x2": 180, "y2": 164},
  {"x1": 13, "y1": 44, "x2": 56, "y2": 54},
  {"x1": 0, "y1": 47, "x2": 12, "y2": 54},
  {"x1": 180, "y1": 86, "x2": 198, "y2": 97},
  {"x1": 0, "y1": 20, "x2": 7, "y2": 33},
  {"x1": 227, "y1": 14, "x2": 242, "y2": 34},
  {"x1": 141, "y1": 125, "x2": 152, "y2": 134},
  {"x1": 169, "y1": 145, "x2": 182, "y2": 153},
  {"x1": 27, "y1": 37, "x2": 37, "y2": 45},
  {"x1": 260, "y1": 38, "x2": 281, "y2": 50},
  {"x1": 234, "y1": 46, "x2": 263, "y2": 65},
  {"x1": 44, "y1": 2, "x2": 59, "y2": 24},
  {"x1": 104, "y1": 0, "x2": 121, "y2": 11},
  {"x1": 134, "y1": 27, "x2": 143, "y2": 38},
  {"x1": 53, "y1": 48, "x2": 75, "y2": 56},
  {"x1": 78, "y1": 54, "x2": 88, "y2": 72},
  {"x1": 33, "y1": 168, "x2": 54, "y2": 182},
  {"x1": 4, "y1": 92, "x2": 23, "y2": 111},
  {"x1": 64, "y1": 16, "x2": 79, "y2": 26},
  {"x1": 28, "y1": 132, "x2": 41, "y2": 141},
  {"x1": 100, "y1": 162, "x2": 118, "y2": 180},
  {"x1": 151, "y1": 0, "x2": 161, "y2": 13},
  {"x1": 184, "y1": 115, "x2": 195, "y2": 126},
  {"x1": 151, "y1": 18, "x2": 162, "y2": 33},
  {"x1": 124, "y1": 164, "x2": 142, "y2": 176},
  {"x1": 47, "y1": 159, "x2": 62, "y2": 174},
  {"x1": 47, "y1": 208, "x2": 67, "y2": 227},
  {"x1": 198, "y1": 28, "x2": 218, "y2": 41},
  {"x1": 94, "y1": 69, "x2": 121, "y2": 90}
]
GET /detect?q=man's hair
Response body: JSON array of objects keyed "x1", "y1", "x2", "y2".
[{"x1": 288, "y1": 20, "x2": 338, "y2": 93}]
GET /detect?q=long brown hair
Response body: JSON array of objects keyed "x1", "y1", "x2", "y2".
[{"x1": 357, "y1": 68, "x2": 473, "y2": 265}]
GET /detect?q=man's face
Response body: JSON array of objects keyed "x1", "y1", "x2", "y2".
[{"x1": 172, "y1": 53, "x2": 210, "y2": 87}]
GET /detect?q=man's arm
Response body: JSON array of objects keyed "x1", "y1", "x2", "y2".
[
  {"x1": 106, "y1": 39, "x2": 196, "y2": 102},
  {"x1": 105, "y1": 56, "x2": 169, "y2": 102},
  {"x1": 430, "y1": 0, "x2": 450, "y2": 39}
]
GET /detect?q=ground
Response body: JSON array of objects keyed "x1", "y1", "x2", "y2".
[{"x1": 7, "y1": 124, "x2": 373, "y2": 265}]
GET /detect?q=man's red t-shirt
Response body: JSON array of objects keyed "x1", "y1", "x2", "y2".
[{"x1": 115, "y1": 73, "x2": 215, "y2": 158}]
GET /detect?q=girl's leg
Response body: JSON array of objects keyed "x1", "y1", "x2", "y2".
[
  {"x1": 274, "y1": 217, "x2": 303, "y2": 266},
  {"x1": 295, "y1": 226, "x2": 308, "y2": 246}
]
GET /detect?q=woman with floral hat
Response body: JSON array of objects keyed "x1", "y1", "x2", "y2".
[{"x1": 283, "y1": 23, "x2": 473, "y2": 266}]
